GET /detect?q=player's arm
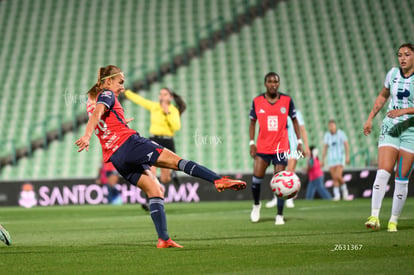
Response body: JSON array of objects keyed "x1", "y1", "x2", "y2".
[
  {"x1": 387, "y1": 107, "x2": 414, "y2": 118},
  {"x1": 364, "y1": 87, "x2": 390, "y2": 136},
  {"x1": 344, "y1": 140, "x2": 350, "y2": 164},
  {"x1": 291, "y1": 118, "x2": 303, "y2": 154},
  {"x1": 75, "y1": 103, "x2": 107, "y2": 152},
  {"x1": 300, "y1": 124, "x2": 310, "y2": 157},
  {"x1": 321, "y1": 144, "x2": 328, "y2": 167},
  {"x1": 287, "y1": 98, "x2": 303, "y2": 154},
  {"x1": 248, "y1": 100, "x2": 257, "y2": 159},
  {"x1": 249, "y1": 119, "x2": 257, "y2": 159},
  {"x1": 124, "y1": 89, "x2": 157, "y2": 110}
]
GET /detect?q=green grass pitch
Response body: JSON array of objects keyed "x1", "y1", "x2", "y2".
[{"x1": 1, "y1": 198, "x2": 413, "y2": 274}]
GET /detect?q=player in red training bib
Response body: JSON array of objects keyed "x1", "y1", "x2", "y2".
[
  {"x1": 75, "y1": 65, "x2": 246, "y2": 248},
  {"x1": 248, "y1": 72, "x2": 303, "y2": 225}
]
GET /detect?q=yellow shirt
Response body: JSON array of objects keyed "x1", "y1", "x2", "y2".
[{"x1": 125, "y1": 90, "x2": 181, "y2": 137}]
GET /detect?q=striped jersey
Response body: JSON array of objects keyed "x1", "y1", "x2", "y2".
[
  {"x1": 382, "y1": 67, "x2": 414, "y2": 130},
  {"x1": 323, "y1": 129, "x2": 348, "y2": 164},
  {"x1": 87, "y1": 90, "x2": 136, "y2": 162},
  {"x1": 287, "y1": 109, "x2": 304, "y2": 147},
  {"x1": 250, "y1": 93, "x2": 296, "y2": 154}
]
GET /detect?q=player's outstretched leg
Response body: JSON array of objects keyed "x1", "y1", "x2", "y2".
[
  {"x1": 156, "y1": 149, "x2": 246, "y2": 192},
  {"x1": 0, "y1": 225, "x2": 12, "y2": 246},
  {"x1": 178, "y1": 159, "x2": 246, "y2": 192}
]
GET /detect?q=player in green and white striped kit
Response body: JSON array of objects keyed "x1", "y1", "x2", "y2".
[
  {"x1": 322, "y1": 120, "x2": 350, "y2": 201},
  {"x1": 364, "y1": 43, "x2": 414, "y2": 232}
]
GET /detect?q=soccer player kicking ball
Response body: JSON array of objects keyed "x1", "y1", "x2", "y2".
[
  {"x1": 249, "y1": 72, "x2": 303, "y2": 225},
  {"x1": 0, "y1": 225, "x2": 12, "y2": 246},
  {"x1": 75, "y1": 65, "x2": 246, "y2": 248}
]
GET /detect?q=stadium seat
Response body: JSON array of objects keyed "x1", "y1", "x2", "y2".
[{"x1": 1, "y1": 0, "x2": 412, "y2": 180}]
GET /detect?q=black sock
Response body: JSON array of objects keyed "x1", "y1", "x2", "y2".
[
  {"x1": 277, "y1": 198, "x2": 285, "y2": 215},
  {"x1": 178, "y1": 159, "x2": 221, "y2": 182},
  {"x1": 149, "y1": 197, "x2": 169, "y2": 241},
  {"x1": 251, "y1": 176, "x2": 263, "y2": 205}
]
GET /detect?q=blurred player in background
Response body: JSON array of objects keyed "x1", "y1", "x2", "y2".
[
  {"x1": 97, "y1": 161, "x2": 123, "y2": 206},
  {"x1": 249, "y1": 72, "x2": 303, "y2": 225},
  {"x1": 76, "y1": 65, "x2": 246, "y2": 248},
  {"x1": 266, "y1": 109, "x2": 310, "y2": 208},
  {"x1": 364, "y1": 43, "x2": 414, "y2": 232},
  {"x1": 125, "y1": 88, "x2": 186, "y2": 186},
  {"x1": 0, "y1": 224, "x2": 11, "y2": 246},
  {"x1": 321, "y1": 120, "x2": 350, "y2": 201},
  {"x1": 306, "y1": 146, "x2": 332, "y2": 200}
]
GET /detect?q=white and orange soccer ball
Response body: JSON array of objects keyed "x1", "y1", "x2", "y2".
[{"x1": 270, "y1": 171, "x2": 301, "y2": 199}]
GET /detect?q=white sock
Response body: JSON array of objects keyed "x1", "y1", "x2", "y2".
[
  {"x1": 389, "y1": 215, "x2": 399, "y2": 223},
  {"x1": 341, "y1": 183, "x2": 349, "y2": 198},
  {"x1": 333, "y1": 187, "x2": 340, "y2": 198},
  {"x1": 390, "y1": 179, "x2": 408, "y2": 223},
  {"x1": 371, "y1": 169, "x2": 391, "y2": 217}
]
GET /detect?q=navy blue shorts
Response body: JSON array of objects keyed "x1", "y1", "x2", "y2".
[
  {"x1": 256, "y1": 153, "x2": 288, "y2": 166},
  {"x1": 109, "y1": 134, "x2": 164, "y2": 185}
]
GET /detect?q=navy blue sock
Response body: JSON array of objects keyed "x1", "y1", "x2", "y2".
[
  {"x1": 149, "y1": 197, "x2": 169, "y2": 241},
  {"x1": 178, "y1": 159, "x2": 221, "y2": 182},
  {"x1": 252, "y1": 176, "x2": 263, "y2": 205},
  {"x1": 277, "y1": 198, "x2": 285, "y2": 215}
]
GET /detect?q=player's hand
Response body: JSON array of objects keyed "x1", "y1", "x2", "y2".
[
  {"x1": 304, "y1": 146, "x2": 311, "y2": 158},
  {"x1": 249, "y1": 144, "x2": 257, "y2": 159},
  {"x1": 161, "y1": 101, "x2": 170, "y2": 114},
  {"x1": 125, "y1": 117, "x2": 134, "y2": 124},
  {"x1": 75, "y1": 136, "x2": 90, "y2": 152},
  {"x1": 346, "y1": 156, "x2": 350, "y2": 165},
  {"x1": 363, "y1": 119, "x2": 372, "y2": 136},
  {"x1": 387, "y1": 109, "x2": 405, "y2": 118}
]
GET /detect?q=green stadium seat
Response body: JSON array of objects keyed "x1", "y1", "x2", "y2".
[{"x1": 1, "y1": 0, "x2": 413, "y2": 180}]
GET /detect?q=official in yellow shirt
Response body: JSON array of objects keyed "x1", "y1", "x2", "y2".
[{"x1": 125, "y1": 88, "x2": 186, "y2": 184}]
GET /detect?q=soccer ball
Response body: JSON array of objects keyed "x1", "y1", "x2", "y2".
[{"x1": 270, "y1": 171, "x2": 301, "y2": 199}]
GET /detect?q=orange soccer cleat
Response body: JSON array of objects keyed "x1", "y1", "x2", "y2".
[
  {"x1": 157, "y1": 238, "x2": 183, "y2": 249},
  {"x1": 214, "y1": 176, "x2": 247, "y2": 192}
]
